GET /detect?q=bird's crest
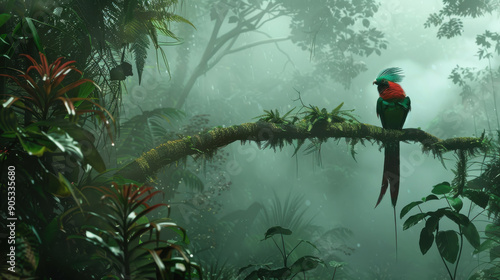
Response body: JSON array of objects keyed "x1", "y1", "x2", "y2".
[{"x1": 376, "y1": 67, "x2": 404, "y2": 83}]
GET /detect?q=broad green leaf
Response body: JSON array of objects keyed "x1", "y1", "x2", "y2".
[
  {"x1": 17, "y1": 132, "x2": 53, "y2": 157},
  {"x1": 463, "y1": 189, "x2": 489, "y2": 209},
  {"x1": 443, "y1": 210, "x2": 469, "y2": 226},
  {"x1": 44, "y1": 130, "x2": 83, "y2": 160},
  {"x1": 423, "y1": 215, "x2": 440, "y2": 236},
  {"x1": 400, "y1": 201, "x2": 423, "y2": 219},
  {"x1": 403, "y1": 213, "x2": 427, "y2": 230},
  {"x1": 263, "y1": 226, "x2": 292, "y2": 240},
  {"x1": 35, "y1": 120, "x2": 105, "y2": 172},
  {"x1": 419, "y1": 227, "x2": 434, "y2": 255},
  {"x1": 447, "y1": 197, "x2": 463, "y2": 212},
  {"x1": 422, "y1": 194, "x2": 439, "y2": 202},
  {"x1": 462, "y1": 222, "x2": 480, "y2": 249},
  {"x1": 436, "y1": 230, "x2": 459, "y2": 263},
  {"x1": 0, "y1": 13, "x2": 11, "y2": 27},
  {"x1": 432, "y1": 182, "x2": 452, "y2": 195},
  {"x1": 290, "y1": 256, "x2": 323, "y2": 274}
]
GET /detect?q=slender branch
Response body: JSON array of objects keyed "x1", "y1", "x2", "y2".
[
  {"x1": 115, "y1": 120, "x2": 486, "y2": 183},
  {"x1": 226, "y1": 37, "x2": 291, "y2": 55}
]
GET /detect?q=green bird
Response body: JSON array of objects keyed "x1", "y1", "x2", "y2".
[{"x1": 373, "y1": 67, "x2": 411, "y2": 254}]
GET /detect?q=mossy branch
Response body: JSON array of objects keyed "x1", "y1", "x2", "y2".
[{"x1": 115, "y1": 121, "x2": 486, "y2": 183}]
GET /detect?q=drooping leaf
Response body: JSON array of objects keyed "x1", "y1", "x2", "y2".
[
  {"x1": 443, "y1": 210, "x2": 469, "y2": 226},
  {"x1": 263, "y1": 226, "x2": 292, "y2": 240},
  {"x1": 436, "y1": 230, "x2": 459, "y2": 263},
  {"x1": 419, "y1": 227, "x2": 434, "y2": 255},
  {"x1": 463, "y1": 189, "x2": 489, "y2": 208},
  {"x1": 462, "y1": 222, "x2": 480, "y2": 249}
]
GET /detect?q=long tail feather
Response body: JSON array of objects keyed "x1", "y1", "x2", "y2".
[
  {"x1": 375, "y1": 141, "x2": 400, "y2": 207},
  {"x1": 393, "y1": 206, "x2": 398, "y2": 260},
  {"x1": 377, "y1": 141, "x2": 400, "y2": 259}
]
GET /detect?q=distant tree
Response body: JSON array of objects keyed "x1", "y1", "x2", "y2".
[
  {"x1": 172, "y1": 0, "x2": 387, "y2": 108},
  {"x1": 424, "y1": 0, "x2": 500, "y2": 133}
]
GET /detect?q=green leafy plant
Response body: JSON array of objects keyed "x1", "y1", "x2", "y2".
[
  {"x1": 302, "y1": 102, "x2": 359, "y2": 132},
  {"x1": 401, "y1": 180, "x2": 486, "y2": 280},
  {"x1": 0, "y1": 52, "x2": 114, "y2": 140},
  {"x1": 238, "y1": 226, "x2": 343, "y2": 280},
  {"x1": 70, "y1": 182, "x2": 202, "y2": 279}
]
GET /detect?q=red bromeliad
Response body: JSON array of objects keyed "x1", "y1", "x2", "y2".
[{"x1": 0, "y1": 52, "x2": 115, "y2": 143}]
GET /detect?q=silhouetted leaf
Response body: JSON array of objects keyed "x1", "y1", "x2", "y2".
[
  {"x1": 463, "y1": 189, "x2": 489, "y2": 208},
  {"x1": 290, "y1": 256, "x2": 323, "y2": 274},
  {"x1": 436, "y1": 230, "x2": 459, "y2": 263},
  {"x1": 462, "y1": 222, "x2": 480, "y2": 249},
  {"x1": 263, "y1": 226, "x2": 292, "y2": 240},
  {"x1": 419, "y1": 227, "x2": 434, "y2": 255}
]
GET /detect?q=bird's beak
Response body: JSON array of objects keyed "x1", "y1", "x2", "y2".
[{"x1": 372, "y1": 81, "x2": 376, "y2": 85}]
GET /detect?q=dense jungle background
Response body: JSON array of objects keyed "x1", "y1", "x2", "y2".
[{"x1": 1, "y1": 0, "x2": 500, "y2": 279}]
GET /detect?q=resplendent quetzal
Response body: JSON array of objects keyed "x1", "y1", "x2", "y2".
[
  {"x1": 373, "y1": 67, "x2": 411, "y2": 208},
  {"x1": 373, "y1": 67, "x2": 411, "y2": 255}
]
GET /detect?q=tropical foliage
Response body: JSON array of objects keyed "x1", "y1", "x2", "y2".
[{"x1": 69, "y1": 182, "x2": 202, "y2": 279}]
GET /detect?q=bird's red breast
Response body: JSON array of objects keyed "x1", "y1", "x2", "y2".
[{"x1": 380, "y1": 81, "x2": 406, "y2": 100}]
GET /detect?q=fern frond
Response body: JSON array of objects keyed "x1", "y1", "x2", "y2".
[
  {"x1": 171, "y1": 168, "x2": 204, "y2": 192},
  {"x1": 131, "y1": 32, "x2": 150, "y2": 84}
]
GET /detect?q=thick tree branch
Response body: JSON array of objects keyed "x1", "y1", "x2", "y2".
[{"x1": 116, "y1": 121, "x2": 485, "y2": 183}]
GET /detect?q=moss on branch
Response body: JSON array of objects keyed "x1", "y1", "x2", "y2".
[{"x1": 116, "y1": 121, "x2": 486, "y2": 183}]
